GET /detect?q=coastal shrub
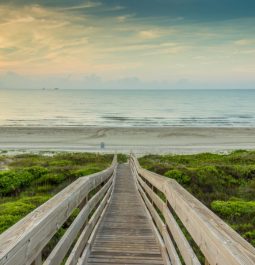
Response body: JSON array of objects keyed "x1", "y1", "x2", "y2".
[
  {"x1": 36, "y1": 173, "x2": 66, "y2": 185},
  {"x1": 227, "y1": 150, "x2": 255, "y2": 164},
  {"x1": 26, "y1": 166, "x2": 48, "y2": 178},
  {"x1": 73, "y1": 165, "x2": 104, "y2": 177},
  {"x1": 0, "y1": 152, "x2": 112, "y2": 234},
  {"x1": 138, "y1": 156, "x2": 158, "y2": 169},
  {"x1": 211, "y1": 200, "x2": 255, "y2": 219},
  {"x1": 54, "y1": 152, "x2": 113, "y2": 165},
  {"x1": 0, "y1": 166, "x2": 48, "y2": 195},
  {"x1": 219, "y1": 174, "x2": 242, "y2": 188},
  {"x1": 117, "y1": 154, "x2": 128, "y2": 163},
  {"x1": 243, "y1": 229, "x2": 255, "y2": 246},
  {"x1": 224, "y1": 165, "x2": 255, "y2": 180},
  {"x1": 9, "y1": 154, "x2": 45, "y2": 167},
  {"x1": 164, "y1": 169, "x2": 191, "y2": 185},
  {"x1": 231, "y1": 223, "x2": 253, "y2": 233},
  {"x1": 139, "y1": 150, "x2": 255, "y2": 247},
  {"x1": 19, "y1": 195, "x2": 51, "y2": 206},
  {"x1": 0, "y1": 170, "x2": 33, "y2": 195},
  {"x1": 0, "y1": 195, "x2": 52, "y2": 233},
  {"x1": 238, "y1": 179, "x2": 255, "y2": 200},
  {"x1": 194, "y1": 166, "x2": 222, "y2": 192},
  {"x1": 244, "y1": 165, "x2": 255, "y2": 179},
  {"x1": 36, "y1": 184, "x2": 54, "y2": 193},
  {"x1": 149, "y1": 164, "x2": 173, "y2": 175},
  {"x1": 219, "y1": 165, "x2": 244, "y2": 179},
  {"x1": 196, "y1": 165, "x2": 219, "y2": 179},
  {"x1": 0, "y1": 201, "x2": 35, "y2": 216},
  {"x1": 49, "y1": 160, "x2": 73, "y2": 167},
  {"x1": 0, "y1": 215, "x2": 21, "y2": 233}
]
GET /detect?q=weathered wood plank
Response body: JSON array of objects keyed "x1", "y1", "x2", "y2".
[
  {"x1": 162, "y1": 228, "x2": 182, "y2": 265},
  {"x1": 86, "y1": 164, "x2": 165, "y2": 265},
  {"x1": 78, "y1": 185, "x2": 113, "y2": 265},
  {"x1": 130, "y1": 154, "x2": 255, "y2": 265},
  {"x1": 0, "y1": 156, "x2": 117, "y2": 265},
  {"x1": 137, "y1": 177, "x2": 180, "y2": 265},
  {"x1": 137, "y1": 184, "x2": 165, "y2": 236},
  {"x1": 43, "y1": 175, "x2": 114, "y2": 265},
  {"x1": 33, "y1": 253, "x2": 42, "y2": 265},
  {"x1": 65, "y1": 182, "x2": 114, "y2": 265},
  {"x1": 137, "y1": 174, "x2": 165, "y2": 213},
  {"x1": 163, "y1": 205, "x2": 201, "y2": 265}
]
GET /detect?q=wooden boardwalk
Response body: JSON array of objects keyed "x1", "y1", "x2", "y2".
[
  {"x1": 1, "y1": 155, "x2": 254, "y2": 265},
  {"x1": 87, "y1": 164, "x2": 164, "y2": 265}
]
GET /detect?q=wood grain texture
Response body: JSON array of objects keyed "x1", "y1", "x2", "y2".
[
  {"x1": 135, "y1": 166, "x2": 200, "y2": 265},
  {"x1": 2, "y1": 153, "x2": 254, "y2": 265},
  {"x1": 0, "y1": 156, "x2": 117, "y2": 265},
  {"x1": 86, "y1": 164, "x2": 164, "y2": 265},
  {"x1": 43, "y1": 175, "x2": 114, "y2": 265},
  {"x1": 130, "y1": 154, "x2": 255, "y2": 265}
]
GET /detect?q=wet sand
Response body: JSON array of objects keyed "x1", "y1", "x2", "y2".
[{"x1": 0, "y1": 127, "x2": 255, "y2": 155}]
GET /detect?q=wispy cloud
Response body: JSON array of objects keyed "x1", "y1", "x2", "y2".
[
  {"x1": 60, "y1": 1, "x2": 102, "y2": 10},
  {"x1": 138, "y1": 30, "x2": 162, "y2": 40},
  {"x1": 234, "y1": 39, "x2": 255, "y2": 46},
  {"x1": 0, "y1": 1, "x2": 254, "y2": 86},
  {"x1": 116, "y1": 14, "x2": 134, "y2": 22}
]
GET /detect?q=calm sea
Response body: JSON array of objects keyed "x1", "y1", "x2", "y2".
[{"x1": 0, "y1": 89, "x2": 255, "y2": 127}]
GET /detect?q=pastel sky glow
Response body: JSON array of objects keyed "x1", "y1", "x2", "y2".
[{"x1": 0, "y1": 0, "x2": 255, "y2": 89}]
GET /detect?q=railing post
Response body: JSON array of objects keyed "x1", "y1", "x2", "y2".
[
  {"x1": 151, "y1": 185, "x2": 156, "y2": 205},
  {"x1": 0, "y1": 156, "x2": 117, "y2": 265},
  {"x1": 79, "y1": 195, "x2": 88, "y2": 210}
]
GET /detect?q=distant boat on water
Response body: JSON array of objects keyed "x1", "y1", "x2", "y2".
[{"x1": 41, "y1": 88, "x2": 60, "y2": 90}]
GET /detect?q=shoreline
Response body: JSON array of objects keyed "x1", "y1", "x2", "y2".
[{"x1": 1, "y1": 126, "x2": 255, "y2": 154}]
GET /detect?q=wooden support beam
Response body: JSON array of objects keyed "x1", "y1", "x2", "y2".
[
  {"x1": 130, "y1": 154, "x2": 255, "y2": 265},
  {"x1": 0, "y1": 156, "x2": 117, "y2": 265}
]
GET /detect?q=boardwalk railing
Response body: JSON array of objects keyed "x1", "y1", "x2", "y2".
[
  {"x1": 0, "y1": 155, "x2": 117, "y2": 265},
  {"x1": 130, "y1": 154, "x2": 255, "y2": 265}
]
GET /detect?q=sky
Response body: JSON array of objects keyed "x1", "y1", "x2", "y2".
[{"x1": 0, "y1": 0, "x2": 255, "y2": 89}]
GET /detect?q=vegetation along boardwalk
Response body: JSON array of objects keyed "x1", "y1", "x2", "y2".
[
  {"x1": 86, "y1": 164, "x2": 165, "y2": 264},
  {"x1": 0, "y1": 154, "x2": 254, "y2": 265}
]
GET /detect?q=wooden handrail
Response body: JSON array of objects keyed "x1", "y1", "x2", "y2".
[
  {"x1": 130, "y1": 154, "x2": 255, "y2": 265},
  {"x1": 0, "y1": 155, "x2": 117, "y2": 265},
  {"x1": 1, "y1": 152, "x2": 254, "y2": 265}
]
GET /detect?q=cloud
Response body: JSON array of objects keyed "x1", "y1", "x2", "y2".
[
  {"x1": 137, "y1": 28, "x2": 176, "y2": 40},
  {"x1": 234, "y1": 39, "x2": 255, "y2": 46},
  {"x1": 104, "y1": 5, "x2": 126, "y2": 11},
  {"x1": 60, "y1": 1, "x2": 102, "y2": 10},
  {"x1": 0, "y1": 1, "x2": 254, "y2": 87},
  {"x1": 138, "y1": 30, "x2": 161, "y2": 40},
  {"x1": 116, "y1": 14, "x2": 134, "y2": 22},
  {"x1": 1, "y1": 0, "x2": 255, "y2": 22}
]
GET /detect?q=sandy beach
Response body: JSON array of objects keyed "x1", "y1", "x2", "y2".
[{"x1": 0, "y1": 126, "x2": 255, "y2": 155}]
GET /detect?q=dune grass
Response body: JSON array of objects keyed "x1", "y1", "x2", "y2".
[
  {"x1": 0, "y1": 152, "x2": 113, "y2": 234},
  {"x1": 139, "y1": 150, "x2": 255, "y2": 247}
]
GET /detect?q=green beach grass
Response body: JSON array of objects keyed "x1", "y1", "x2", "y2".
[
  {"x1": 139, "y1": 150, "x2": 255, "y2": 247},
  {"x1": 0, "y1": 152, "x2": 113, "y2": 234},
  {"x1": 0, "y1": 150, "x2": 254, "y2": 248}
]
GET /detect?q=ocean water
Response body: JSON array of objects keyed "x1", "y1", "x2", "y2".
[{"x1": 0, "y1": 89, "x2": 255, "y2": 127}]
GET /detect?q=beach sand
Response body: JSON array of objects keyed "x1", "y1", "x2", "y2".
[{"x1": 0, "y1": 127, "x2": 255, "y2": 155}]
